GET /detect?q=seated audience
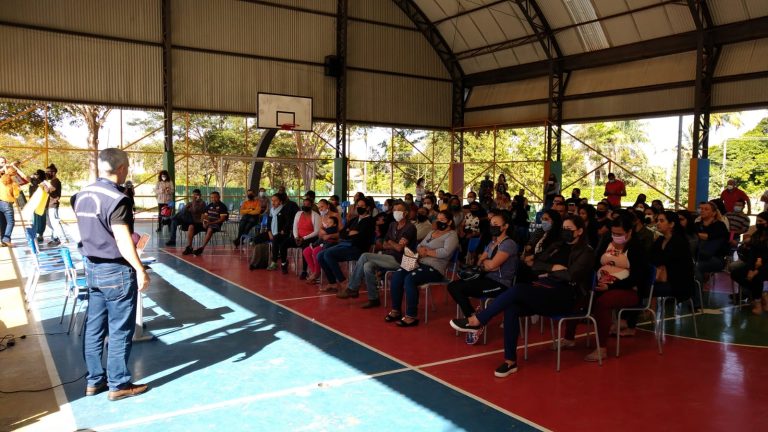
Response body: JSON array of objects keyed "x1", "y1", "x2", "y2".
[
  {"x1": 233, "y1": 189, "x2": 262, "y2": 247},
  {"x1": 303, "y1": 201, "x2": 340, "y2": 281},
  {"x1": 694, "y1": 201, "x2": 730, "y2": 308},
  {"x1": 650, "y1": 211, "x2": 695, "y2": 302},
  {"x1": 167, "y1": 189, "x2": 206, "y2": 247},
  {"x1": 413, "y1": 206, "x2": 433, "y2": 242},
  {"x1": 726, "y1": 199, "x2": 750, "y2": 245},
  {"x1": 279, "y1": 198, "x2": 321, "y2": 276},
  {"x1": 448, "y1": 212, "x2": 518, "y2": 344},
  {"x1": 338, "y1": 202, "x2": 416, "y2": 307},
  {"x1": 450, "y1": 215, "x2": 594, "y2": 376},
  {"x1": 385, "y1": 210, "x2": 459, "y2": 327},
  {"x1": 189, "y1": 191, "x2": 229, "y2": 256},
  {"x1": 317, "y1": 198, "x2": 376, "y2": 292},
  {"x1": 729, "y1": 212, "x2": 768, "y2": 314}
]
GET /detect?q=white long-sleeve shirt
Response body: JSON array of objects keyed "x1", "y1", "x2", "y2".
[{"x1": 293, "y1": 211, "x2": 321, "y2": 240}]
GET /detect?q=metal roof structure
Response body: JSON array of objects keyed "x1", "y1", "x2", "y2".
[{"x1": 1, "y1": 0, "x2": 766, "y2": 131}]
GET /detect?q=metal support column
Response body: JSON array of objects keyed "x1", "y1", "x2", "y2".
[
  {"x1": 161, "y1": 0, "x2": 175, "y2": 194},
  {"x1": 687, "y1": 0, "x2": 718, "y2": 208},
  {"x1": 334, "y1": 0, "x2": 349, "y2": 200},
  {"x1": 249, "y1": 129, "x2": 277, "y2": 191}
]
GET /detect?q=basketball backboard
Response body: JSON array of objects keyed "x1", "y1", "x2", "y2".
[{"x1": 257, "y1": 93, "x2": 313, "y2": 132}]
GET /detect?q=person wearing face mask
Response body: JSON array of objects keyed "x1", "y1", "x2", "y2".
[
  {"x1": 632, "y1": 193, "x2": 648, "y2": 210},
  {"x1": 451, "y1": 215, "x2": 595, "y2": 376},
  {"x1": 257, "y1": 187, "x2": 269, "y2": 211},
  {"x1": 458, "y1": 201, "x2": 484, "y2": 263},
  {"x1": 693, "y1": 201, "x2": 730, "y2": 308},
  {"x1": 414, "y1": 178, "x2": 426, "y2": 206},
  {"x1": 276, "y1": 198, "x2": 321, "y2": 276},
  {"x1": 233, "y1": 189, "x2": 262, "y2": 248},
  {"x1": 317, "y1": 198, "x2": 376, "y2": 292},
  {"x1": 421, "y1": 195, "x2": 438, "y2": 222},
  {"x1": 583, "y1": 211, "x2": 650, "y2": 361},
  {"x1": 449, "y1": 213, "x2": 518, "y2": 344},
  {"x1": 166, "y1": 189, "x2": 206, "y2": 247},
  {"x1": 374, "y1": 199, "x2": 395, "y2": 241},
  {"x1": 519, "y1": 209, "x2": 563, "y2": 283},
  {"x1": 594, "y1": 201, "x2": 611, "y2": 237},
  {"x1": 603, "y1": 173, "x2": 626, "y2": 209},
  {"x1": 564, "y1": 188, "x2": 581, "y2": 207},
  {"x1": 28, "y1": 169, "x2": 48, "y2": 244},
  {"x1": 404, "y1": 193, "x2": 414, "y2": 206},
  {"x1": 466, "y1": 191, "x2": 477, "y2": 205},
  {"x1": 386, "y1": 210, "x2": 459, "y2": 327},
  {"x1": 304, "y1": 201, "x2": 340, "y2": 283},
  {"x1": 337, "y1": 203, "x2": 416, "y2": 307},
  {"x1": 154, "y1": 170, "x2": 174, "y2": 233},
  {"x1": 643, "y1": 207, "x2": 661, "y2": 238},
  {"x1": 577, "y1": 204, "x2": 599, "y2": 249},
  {"x1": 543, "y1": 173, "x2": 559, "y2": 209},
  {"x1": 448, "y1": 196, "x2": 464, "y2": 228},
  {"x1": 650, "y1": 211, "x2": 695, "y2": 304},
  {"x1": 40, "y1": 164, "x2": 66, "y2": 246},
  {"x1": 720, "y1": 179, "x2": 751, "y2": 214},
  {"x1": 729, "y1": 212, "x2": 768, "y2": 314},
  {"x1": 630, "y1": 209, "x2": 655, "y2": 255},
  {"x1": 413, "y1": 207, "x2": 433, "y2": 242},
  {"x1": 725, "y1": 199, "x2": 750, "y2": 246}
]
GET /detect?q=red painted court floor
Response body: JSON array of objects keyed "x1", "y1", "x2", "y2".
[{"x1": 168, "y1": 246, "x2": 768, "y2": 431}]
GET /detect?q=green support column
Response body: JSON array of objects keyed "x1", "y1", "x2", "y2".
[{"x1": 334, "y1": 157, "x2": 348, "y2": 201}]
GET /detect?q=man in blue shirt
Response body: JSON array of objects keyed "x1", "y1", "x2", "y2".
[{"x1": 191, "y1": 191, "x2": 229, "y2": 256}]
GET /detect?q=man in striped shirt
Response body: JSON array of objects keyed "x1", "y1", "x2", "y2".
[{"x1": 726, "y1": 199, "x2": 750, "y2": 246}]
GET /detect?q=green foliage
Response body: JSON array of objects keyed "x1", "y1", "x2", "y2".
[{"x1": 708, "y1": 117, "x2": 768, "y2": 197}]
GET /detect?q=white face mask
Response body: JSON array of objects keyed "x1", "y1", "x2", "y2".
[
  {"x1": 424, "y1": 203, "x2": 432, "y2": 210},
  {"x1": 320, "y1": 209, "x2": 329, "y2": 216},
  {"x1": 467, "y1": 197, "x2": 475, "y2": 203},
  {"x1": 259, "y1": 191, "x2": 266, "y2": 197},
  {"x1": 733, "y1": 206, "x2": 743, "y2": 213},
  {"x1": 393, "y1": 211, "x2": 404, "y2": 222},
  {"x1": 383, "y1": 205, "x2": 389, "y2": 212},
  {"x1": 727, "y1": 185, "x2": 734, "y2": 191}
]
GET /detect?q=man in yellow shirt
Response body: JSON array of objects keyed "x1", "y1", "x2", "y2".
[
  {"x1": 234, "y1": 189, "x2": 263, "y2": 248},
  {"x1": 0, "y1": 166, "x2": 21, "y2": 246}
]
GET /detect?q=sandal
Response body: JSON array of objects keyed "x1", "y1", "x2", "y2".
[
  {"x1": 396, "y1": 317, "x2": 419, "y2": 327},
  {"x1": 584, "y1": 348, "x2": 607, "y2": 362},
  {"x1": 384, "y1": 311, "x2": 402, "y2": 322}
]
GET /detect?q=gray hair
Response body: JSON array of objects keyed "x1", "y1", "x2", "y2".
[{"x1": 98, "y1": 148, "x2": 129, "y2": 175}]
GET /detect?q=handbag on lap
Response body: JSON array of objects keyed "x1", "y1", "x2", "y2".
[{"x1": 400, "y1": 247, "x2": 419, "y2": 271}]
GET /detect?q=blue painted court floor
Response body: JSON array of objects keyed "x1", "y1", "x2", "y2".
[{"x1": 32, "y1": 252, "x2": 540, "y2": 431}]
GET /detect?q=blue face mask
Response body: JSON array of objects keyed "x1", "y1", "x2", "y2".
[{"x1": 541, "y1": 220, "x2": 553, "y2": 232}]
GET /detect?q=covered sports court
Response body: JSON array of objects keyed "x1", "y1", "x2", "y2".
[{"x1": 1, "y1": 1, "x2": 767, "y2": 431}]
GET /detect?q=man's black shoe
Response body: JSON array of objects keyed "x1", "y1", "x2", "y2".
[{"x1": 182, "y1": 246, "x2": 193, "y2": 255}]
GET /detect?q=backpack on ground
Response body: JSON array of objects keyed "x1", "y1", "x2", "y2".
[{"x1": 250, "y1": 243, "x2": 270, "y2": 269}]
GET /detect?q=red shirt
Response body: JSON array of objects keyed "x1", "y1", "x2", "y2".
[
  {"x1": 604, "y1": 179, "x2": 626, "y2": 208},
  {"x1": 720, "y1": 188, "x2": 749, "y2": 212},
  {"x1": 297, "y1": 212, "x2": 315, "y2": 237}
]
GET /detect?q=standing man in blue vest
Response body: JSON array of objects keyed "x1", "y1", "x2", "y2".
[{"x1": 73, "y1": 148, "x2": 150, "y2": 401}]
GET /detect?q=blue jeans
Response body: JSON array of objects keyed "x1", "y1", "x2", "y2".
[
  {"x1": 389, "y1": 264, "x2": 445, "y2": 318},
  {"x1": 317, "y1": 243, "x2": 363, "y2": 284},
  {"x1": 83, "y1": 258, "x2": 139, "y2": 391},
  {"x1": 0, "y1": 201, "x2": 14, "y2": 242},
  {"x1": 348, "y1": 253, "x2": 400, "y2": 300},
  {"x1": 476, "y1": 282, "x2": 575, "y2": 362}
]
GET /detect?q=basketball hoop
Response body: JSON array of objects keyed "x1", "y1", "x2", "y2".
[{"x1": 280, "y1": 123, "x2": 299, "y2": 131}]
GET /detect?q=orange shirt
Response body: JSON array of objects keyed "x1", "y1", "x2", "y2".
[{"x1": 240, "y1": 199, "x2": 261, "y2": 216}]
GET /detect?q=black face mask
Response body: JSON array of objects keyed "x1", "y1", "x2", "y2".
[
  {"x1": 357, "y1": 207, "x2": 367, "y2": 215},
  {"x1": 561, "y1": 229, "x2": 575, "y2": 243},
  {"x1": 301, "y1": 206, "x2": 312, "y2": 212},
  {"x1": 451, "y1": 205, "x2": 461, "y2": 211},
  {"x1": 247, "y1": 194, "x2": 255, "y2": 199},
  {"x1": 470, "y1": 210, "x2": 480, "y2": 217},
  {"x1": 756, "y1": 224, "x2": 766, "y2": 231},
  {"x1": 45, "y1": 173, "x2": 53, "y2": 180},
  {"x1": 436, "y1": 221, "x2": 448, "y2": 230},
  {"x1": 417, "y1": 214, "x2": 428, "y2": 222},
  {"x1": 645, "y1": 216, "x2": 653, "y2": 224},
  {"x1": 596, "y1": 210, "x2": 607, "y2": 218},
  {"x1": 490, "y1": 226, "x2": 502, "y2": 237}
]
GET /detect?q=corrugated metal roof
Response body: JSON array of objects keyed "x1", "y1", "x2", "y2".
[
  {"x1": 348, "y1": 21, "x2": 449, "y2": 79},
  {"x1": 173, "y1": 49, "x2": 334, "y2": 118},
  {"x1": 465, "y1": 77, "x2": 549, "y2": 108},
  {"x1": 563, "y1": 87, "x2": 694, "y2": 120},
  {"x1": 172, "y1": 0, "x2": 334, "y2": 64},
  {"x1": 346, "y1": 70, "x2": 451, "y2": 127},
  {"x1": 464, "y1": 104, "x2": 548, "y2": 128},
  {"x1": 0, "y1": 0, "x2": 161, "y2": 43},
  {"x1": 713, "y1": 77, "x2": 768, "y2": 108},
  {"x1": 716, "y1": 38, "x2": 768, "y2": 77},
  {"x1": 567, "y1": 51, "x2": 697, "y2": 96},
  {"x1": 710, "y1": 0, "x2": 768, "y2": 25},
  {"x1": 349, "y1": 0, "x2": 416, "y2": 27},
  {"x1": 253, "y1": 0, "x2": 336, "y2": 15},
  {"x1": 0, "y1": 26, "x2": 162, "y2": 106}
]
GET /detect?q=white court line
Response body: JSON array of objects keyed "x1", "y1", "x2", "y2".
[
  {"x1": 9, "y1": 247, "x2": 77, "y2": 432},
  {"x1": 154, "y1": 250, "x2": 551, "y2": 431},
  {"x1": 277, "y1": 293, "x2": 338, "y2": 302}
]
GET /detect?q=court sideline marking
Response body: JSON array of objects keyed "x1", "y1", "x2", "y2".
[{"x1": 159, "y1": 250, "x2": 551, "y2": 431}]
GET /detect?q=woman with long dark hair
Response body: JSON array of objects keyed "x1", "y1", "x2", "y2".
[{"x1": 651, "y1": 211, "x2": 695, "y2": 301}]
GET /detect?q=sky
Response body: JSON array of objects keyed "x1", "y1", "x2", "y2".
[{"x1": 60, "y1": 108, "x2": 768, "y2": 171}]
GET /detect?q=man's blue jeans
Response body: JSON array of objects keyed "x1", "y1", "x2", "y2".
[
  {"x1": 348, "y1": 253, "x2": 400, "y2": 300},
  {"x1": 83, "y1": 258, "x2": 139, "y2": 391},
  {"x1": 0, "y1": 201, "x2": 14, "y2": 243},
  {"x1": 317, "y1": 243, "x2": 362, "y2": 284}
]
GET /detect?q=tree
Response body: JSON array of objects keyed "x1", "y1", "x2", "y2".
[
  {"x1": 708, "y1": 117, "x2": 768, "y2": 197},
  {"x1": 0, "y1": 102, "x2": 65, "y2": 137},
  {"x1": 66, "y1": 105, "x2": 113, "y2": 182}
]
